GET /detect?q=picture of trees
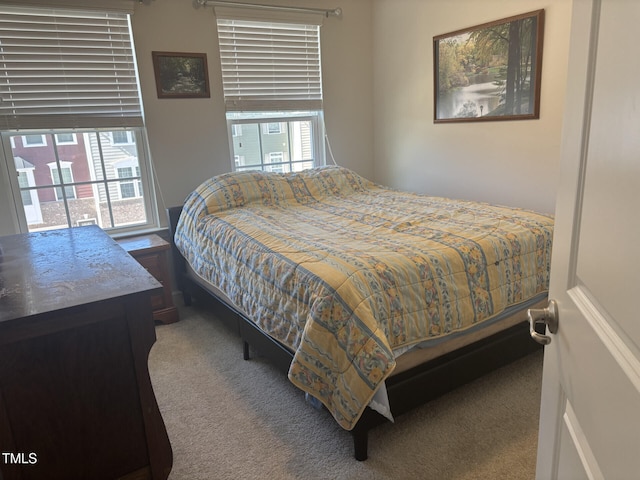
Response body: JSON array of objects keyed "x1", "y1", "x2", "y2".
[
  {"x1": 152, "y1": 52, "x2": 210, "y2": 98},
  {"x1": 434, "y1": 10, "x2": 544, "y2": 122}
]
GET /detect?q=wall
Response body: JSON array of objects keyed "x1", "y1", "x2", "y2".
[
  {"x1": 372, "y1": 0, "x2": 572, "y2": 214},
  {"x1": 0, "y1": 0, "x2": 570, "y2": 235},
  {"x1": 131, "y1": 0, "x2": 374, "y2": 223},
  {"x1": 131, "y1": 0, "x2": 227, "y2": 219}
]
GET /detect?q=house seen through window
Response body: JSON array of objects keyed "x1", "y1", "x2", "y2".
[
  {"x1": 7, "y1": 130, "x2": 149, "y2": 230},
  {"x1": 229, "y1": 112, "x2": 320, "y2": 173}
]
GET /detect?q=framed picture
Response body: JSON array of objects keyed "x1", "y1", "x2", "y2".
[
  {"x1": 433, "y1": 10, "x2": 544, "y2": 123},
  {"x1": 152, "y1": 51, "x2": 210, "y2": 99}
]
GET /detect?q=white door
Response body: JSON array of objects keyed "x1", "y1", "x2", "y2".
[{"x1": 535, "y1": 0, "x2": 640, "y2": 478}]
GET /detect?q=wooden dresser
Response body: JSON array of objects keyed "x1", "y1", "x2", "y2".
[{"x1": 0, "y1": 226, "x2": 172, "y2": 480}]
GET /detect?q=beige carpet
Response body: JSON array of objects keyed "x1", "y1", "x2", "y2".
[{"x1": 148, "y1": 303, "x2": 543, "y2": 480}]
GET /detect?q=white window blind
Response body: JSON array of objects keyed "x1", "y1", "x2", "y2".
[
  {"x1": 216, "y1": 19, "x2": 322, "y2": 112},
  {"x1": 0, "y1": 6, "x2": 143, "y2": 130},
  {"x1": 0, "y1": 1, "x2": 135, "y2": 14}
]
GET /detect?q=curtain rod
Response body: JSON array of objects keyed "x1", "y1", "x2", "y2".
[{"x1": 193, "y1": 0, "x2": 342, "y2": 18}]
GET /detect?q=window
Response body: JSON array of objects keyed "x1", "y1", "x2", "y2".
[
  {"x1": 229, "y1": 112, "x2": 319, "y2": 172},
  {"x1": 14, "y1": 157, "x2": 42, "y2": 224},
  {"x1": 111, "y1": 131, "x2": 135, "y2": 145},
  {"x1": 0, "y1": 6, "x2": 156, "y2": 234},
  {"x1": 263, "y1": 123, "x2": 283, "y2": 135},
  {"x1": 5, "y1": 129, "x2": 152, "y2": 231},
  {"x1": 23, "y1": 135, "x2": 47, "y2": 147},
  {"x1": 216, "y1": 18, "x2": 325, "y2": 172},
  {"x1": 17, "y1": 171, "x2": 33, "y2": 206},
  {"x1": 265, "y1": 152, "x2": 285, "y2": 172},
  {"x1": 49, "y1": 162, "x2": 76, "y2": 201},
  {"x1": 116, "y1": 162, "x2": 142, "y2": 199},
  {"x1": 55, "y1": 133, "x2": 77, "y2": 145}
]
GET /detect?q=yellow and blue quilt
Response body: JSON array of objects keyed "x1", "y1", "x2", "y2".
[{"x1": 175, "y1": 166, "x2": 553, "y2": 430}]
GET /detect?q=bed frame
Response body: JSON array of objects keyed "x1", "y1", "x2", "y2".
[{"x1": 167, "y1": 206, "x2": 543, "y2": 461}]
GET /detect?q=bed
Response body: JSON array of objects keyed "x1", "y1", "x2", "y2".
[{"x1": 168, "y1": 165, "x2": 552, "y2": 460}]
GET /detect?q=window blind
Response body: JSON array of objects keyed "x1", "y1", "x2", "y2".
[
  {"x1": 0, "y1": 1, "x2": 135, "y2": 14},
  {"x1": 0, "y1": 6, "x2": 143, "y2": 130},
  {"x1": 216, "y1": 19, "x2": 322, "y2": 112}
]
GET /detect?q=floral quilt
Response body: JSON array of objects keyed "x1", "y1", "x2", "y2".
[{"x1": 175, "y1": 166, "x2": 553, "y2": 430}]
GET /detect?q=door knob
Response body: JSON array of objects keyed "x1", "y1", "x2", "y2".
[{"x1": 528, "y1": 299, "x2": 559, "y2": 345}]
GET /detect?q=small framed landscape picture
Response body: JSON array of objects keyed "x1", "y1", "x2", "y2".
[
  {"x1": 152, "y1": 51, "x2": 210, "y2": 99},
  {"x1": 433, "y1": 10, "x2": 544, "y2": 123}
]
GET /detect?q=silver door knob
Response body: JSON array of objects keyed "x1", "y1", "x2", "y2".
[{"x1": 528, "y1": 299, "x2": 559, "y2": 345}]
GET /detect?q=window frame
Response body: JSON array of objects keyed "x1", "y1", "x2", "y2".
[
  {"x1": 22, "y1": 135, "x2": 47, "y2": 148},
  {"x1": 226, "y1": 112, "x2": 324, "y2": 173},
  {"x1": 1, "y1": 128, "x2": 158, "y2": 235}
]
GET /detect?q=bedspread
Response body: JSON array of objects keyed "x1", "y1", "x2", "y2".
[{"x1": 175, "y1": 166, "x2": 553, "y2": 430}]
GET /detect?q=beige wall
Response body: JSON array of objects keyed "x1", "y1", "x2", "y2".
[
  {"x1": 0, "y1": 0, "x2": 571, "y2": 235},
  {"x1": 131, "y1": 0, "x2": 228, "y2": 218},
  {"x1": 372, "y1": 0, "x2": 572, "y2": 214},
  {"x1": 131, "y1": 0, "x2": 374, "y2": 222}
]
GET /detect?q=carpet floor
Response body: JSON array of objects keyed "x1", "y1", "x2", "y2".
[{"x1": 148, "y1": 303, "x2": 543, "y2": 480}]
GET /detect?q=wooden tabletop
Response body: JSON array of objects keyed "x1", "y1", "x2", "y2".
[{"x1": 0, "y1": 226, "x2": 161, "y2": 323}]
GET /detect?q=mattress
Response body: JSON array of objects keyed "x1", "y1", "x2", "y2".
[{"x1": 175, "y1": 166, "x2": 553, "y2": 429}]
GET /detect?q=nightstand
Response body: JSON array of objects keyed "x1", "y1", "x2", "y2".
[{"x1": 118, "y1": 233, "x2": 179, "y2": 324}]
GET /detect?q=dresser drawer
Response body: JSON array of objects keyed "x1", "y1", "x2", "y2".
[
  {"x1": 136, "y1": 253, "x2": 162, "y2": 279},
  {"x1": 151, "y1": 291, "x2": 165, "y2": 310},
  {"x1": 117, "y1": 234, "x2": 179, "y2": 324}
]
